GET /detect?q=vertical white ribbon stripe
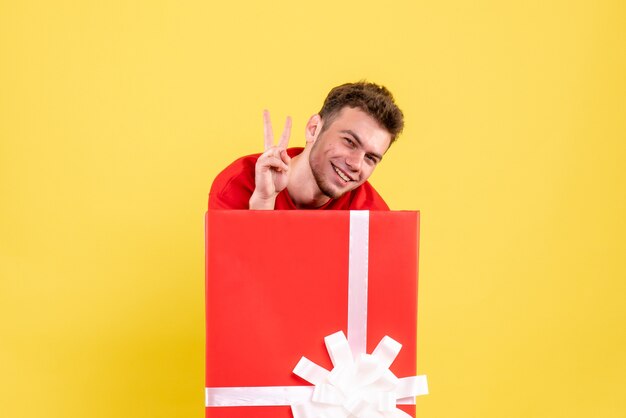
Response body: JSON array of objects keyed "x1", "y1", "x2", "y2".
[{"x1": 347, "y1": 210, "x2": 369, "y2": 355}]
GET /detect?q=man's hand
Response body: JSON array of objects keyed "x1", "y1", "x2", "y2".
[{"x1": 249, "y1": 110, "x2": 292, "y2": 210}]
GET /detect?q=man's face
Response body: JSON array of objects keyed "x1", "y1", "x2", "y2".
[{"x1": 308, "y1": 107, "x2": 392, "y2": 199}]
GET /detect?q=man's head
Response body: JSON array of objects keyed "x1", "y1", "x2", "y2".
[
  {"x1": 304, "y1": 81, "x2": 404, "y2": 200},
  {"x1": 318, "y1": 81, "x2": 404, "y2": 144}
]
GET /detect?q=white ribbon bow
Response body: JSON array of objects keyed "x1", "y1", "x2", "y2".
[{"x1": 292, "y1": 331, "x2": 428, "y2": 418}]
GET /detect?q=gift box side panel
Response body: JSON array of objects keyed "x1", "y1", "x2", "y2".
[
  {"x1": 206, "y1": 211, "x2": 351, "y2": 388},
  {"x1": 368, "y1": 211, "x2": 418, "y2": 377},
  {"x1": 205, "y1": 212, "x2": 209, "y2": 390},
  {"x1": 205, "y1": 211, "x2": 420, "y2": 418}
]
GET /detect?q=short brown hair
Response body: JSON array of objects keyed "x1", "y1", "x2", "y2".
[{"x1": 319, "y1": 81, "x2": 404, "y2": 143}]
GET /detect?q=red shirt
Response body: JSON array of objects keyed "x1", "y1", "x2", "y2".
[{"x1": 209, "y1": 148, "x2": 389, "y2": 210}]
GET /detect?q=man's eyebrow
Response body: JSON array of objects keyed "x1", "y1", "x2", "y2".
[
  {"x1": 340, "y1": 129, "x2": 362, "y2": 145},
  {"x1": 340, "y1": 129, "x2": 384, "y2": 161}
]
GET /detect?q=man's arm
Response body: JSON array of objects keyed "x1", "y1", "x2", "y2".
[{"x1": 249, "y1": 110, "x2": 292, "y2": 210}]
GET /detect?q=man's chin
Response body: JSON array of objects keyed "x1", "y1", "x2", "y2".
[
  {"x1": 316, "y1": 180, "x2": 342, "y2": 199},
  {"x1": 320, "y1": 181, "x2": 354, "y2": 200},
  {"x1": 320, "y1": 187, "x2": 340, "y2": 199},
  {"x1": 313, "y1": 169, "x2": 352, "y2": 199}
]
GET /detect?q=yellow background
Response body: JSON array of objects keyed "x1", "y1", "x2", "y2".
[{"x1": 1, "y1": 1, "x2": 625, "y2": 417}]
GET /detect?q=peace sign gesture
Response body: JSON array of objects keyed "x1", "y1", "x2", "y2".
[{"x1": 249, "y1": 110, "x2": 292, "y2": 209}]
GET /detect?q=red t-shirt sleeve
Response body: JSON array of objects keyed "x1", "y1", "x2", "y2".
[{"x1": 209, "y1": 155, "x2": 258, "y2": 210}]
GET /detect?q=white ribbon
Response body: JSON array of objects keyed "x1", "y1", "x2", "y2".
[
  {"x1": 347, "y1": 211, "x2": 370, "y2": 355},
  {"x1": 205, "y1": 211, "x2": 428, "y2": 414},
  {"x1": 291, "y1": 331, "x2": 428, "y2": 418},
  {"x1": 206, "y1": 386, "x2": 313, "y2": 406}
]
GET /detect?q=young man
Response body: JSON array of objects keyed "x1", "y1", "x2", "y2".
[{"x1": 209, "y1": 82, "x2": 404, "y2": 210}]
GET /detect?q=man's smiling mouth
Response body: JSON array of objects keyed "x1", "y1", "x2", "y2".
[{"x1": 332, "y1": 164, "x2": 353, "y2": 182}]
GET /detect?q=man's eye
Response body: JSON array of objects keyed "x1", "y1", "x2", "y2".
[
  {"x1": 344, "y1": 138, "x2": 354, "y2": 146},
  {"x1": 366, "y1": 155, "x2": 377, "y2": 164}
]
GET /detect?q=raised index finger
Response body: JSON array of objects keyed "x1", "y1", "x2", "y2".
[
  {"x1": 278, "y1": 116, "x2": 292, "y2": 149},
  {"x1": 263, "y1": 110, "x2": 274, "y2": 151}
]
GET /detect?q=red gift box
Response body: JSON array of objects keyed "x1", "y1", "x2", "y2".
[{"x1": 205, "y1": 211, "x2": 426, "y2": 418}]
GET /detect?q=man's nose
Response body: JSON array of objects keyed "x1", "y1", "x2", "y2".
[{"x1": 346, "y1": 151, "x2": 364, "y2": 171}]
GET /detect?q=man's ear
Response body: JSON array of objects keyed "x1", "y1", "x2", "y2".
[{"x1": 305, "y1": 114, "x2": 323, "y2": 145}]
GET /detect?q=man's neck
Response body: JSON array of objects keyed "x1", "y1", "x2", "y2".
[{"x1": 287, "y1": 149, "x2": 331, "y2": 209}]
